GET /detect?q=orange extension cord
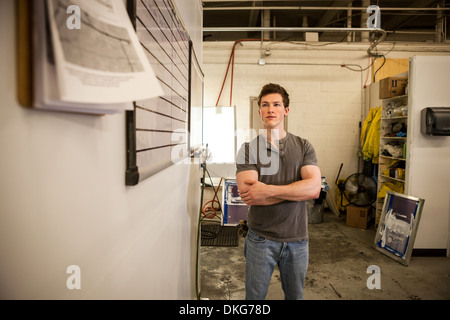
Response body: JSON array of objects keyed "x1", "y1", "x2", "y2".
[
  {"x1": 215, "y1": 39, "x2": 270, "y2": 107},
  {"x1": 201, "y1": 178, "x2": 223, "y2": 219}
]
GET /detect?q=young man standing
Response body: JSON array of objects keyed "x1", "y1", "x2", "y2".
[{"x1": 236, "y1": 83, "x2": 321, "y2": 300}]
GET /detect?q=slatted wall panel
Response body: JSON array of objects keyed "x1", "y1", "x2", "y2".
[{"x1": 126, "y1": 0, "x2": 191, "y2": 185}]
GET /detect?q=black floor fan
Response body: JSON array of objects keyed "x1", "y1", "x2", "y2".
[{"x1": 336, "y1": 163, "x2": 377, "y2": 208}]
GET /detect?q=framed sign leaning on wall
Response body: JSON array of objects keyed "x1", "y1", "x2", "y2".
[{"x1": 374, "y1": 191, "x2": 425, "y2": 266}]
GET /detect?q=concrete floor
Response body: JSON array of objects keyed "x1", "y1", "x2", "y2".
[{"x1": 200, "y1": 210, "x2": 450, "y2": 300}]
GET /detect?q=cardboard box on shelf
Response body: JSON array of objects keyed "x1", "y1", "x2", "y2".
[
  {"x1": 379, "y1": 77, "x2": 408, "y2": 99},
  {"x1": 346, "y1": 205, "x2": 374, "y2": 230}
]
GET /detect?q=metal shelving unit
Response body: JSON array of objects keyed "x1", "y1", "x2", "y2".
[{"x1": 376, "y1": 94, "x2": 409, "y2": 224}]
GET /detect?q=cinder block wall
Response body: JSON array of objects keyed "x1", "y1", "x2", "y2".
[
  {"x1": 204, "y1": 42, "x2": 369, "y2": 191},
  {"x1": 202, "y1": 41, "x2": 449, "y2": 195}
]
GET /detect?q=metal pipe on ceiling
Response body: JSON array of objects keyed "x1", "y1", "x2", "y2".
[
  {"x1": 203, "y1": 26, "x2": 383, "y2": 32},
  {"x1": 203, "y1": 6, "x2": 450, "y2": 11},
  {"x1": 202, "y1": 27, "x2": 387, "y2": 57},
  {"x1": 204, "y1": 7, "x2": 302, "y2": 10},
  {"x1": 203, "y1": 0, "x2": 337, "y2": 1},
  {"x1": 202, "y1": 27, "x2": 435, "y2": 36},
  {"x1": 387, "y1": 30, "x2": 436, "y2": 34}
]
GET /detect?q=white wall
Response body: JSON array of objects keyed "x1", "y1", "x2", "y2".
[
  {"x1": 407, "y1": 56, "x2": 450, "y2": 252},
  {"x1": 203, "y1": 41, "x2": 450, "y2": 195},
  {"x1": 0, "y1": 0, "x2": 202, "y2": 299}
]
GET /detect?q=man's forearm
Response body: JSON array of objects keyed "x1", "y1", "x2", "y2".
[
  {"x1": 237, "y1": 166, "x2": 321, "y2": 206},
  {"x1": 241, "y1": 179, "x2": 320, "y2": 206},
  {"x1": 266, "y1": 179, "x2": 321, "y2": 202},
  {"x1": 253, "y1": 196, "x2": 284, "y2": 206}
]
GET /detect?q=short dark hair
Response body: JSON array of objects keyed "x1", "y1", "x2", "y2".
[{"x1": 257, "y1": 83, "x2": 290, "y2": 108}]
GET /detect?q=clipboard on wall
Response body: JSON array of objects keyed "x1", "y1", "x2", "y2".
[{"x1": 16, "y1": 0, "x2": 162, "y2": 115}]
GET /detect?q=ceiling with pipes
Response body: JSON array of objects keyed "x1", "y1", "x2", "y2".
[{"x1": 202, "y1": 0, "x2": 449, "y2": 43}]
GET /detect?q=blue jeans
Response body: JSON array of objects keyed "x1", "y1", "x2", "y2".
[{"x1": 244, "y1": 229, "x2": 309, "y2": 300}]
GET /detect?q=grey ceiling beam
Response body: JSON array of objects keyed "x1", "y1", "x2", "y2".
[{"x1": 316, "y1": 0, "x2": 353, "y2": 27}]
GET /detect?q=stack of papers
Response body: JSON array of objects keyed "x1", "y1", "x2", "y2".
[{"x1": 33, "y1": 0, "x2": 163, "y2": 115}]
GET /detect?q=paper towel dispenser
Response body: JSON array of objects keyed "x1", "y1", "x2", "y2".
[{"x1": 421, "y1": 107, "x2": 450, "y2": 136}]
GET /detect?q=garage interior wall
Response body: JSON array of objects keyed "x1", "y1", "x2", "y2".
[
  {"x1": 0, "y1": 0, "x2": 202, "y2": 299},
  {"x1": 203, "y1": 40, "x2": 450, "y2": 230},
  {"x1": 407, "y1": 56, "x2": 450, "y2": 251}
]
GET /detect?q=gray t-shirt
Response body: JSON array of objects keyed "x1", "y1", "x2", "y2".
[{"x1": 235, "y1": 132, "x2": 318, "y2": 242}]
